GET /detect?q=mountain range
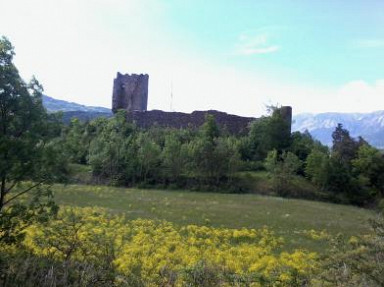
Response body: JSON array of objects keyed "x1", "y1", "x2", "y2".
[
  {"x1": 43, "y1": 95, "x2": 111, "y2": 113},
  {"x1": 292, "y1": 111, "x2": 384, "y2": 148},
  {"x1": 42, "y1": 96, "x2": 384, "y2": 149},
  {"x1": 43, "y1": 96, "x2": 112, "y2": 122}
]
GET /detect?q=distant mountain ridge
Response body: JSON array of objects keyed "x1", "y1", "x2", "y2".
[
  {"x1": 292, "y1": 111, "x2": 384, "y2": 148},
  {"x1": 43, "y1": 95, "x2": 112, "y2": 113},
  {"x1": 42, "y1": 95, "x2": 384, "y2": 148},
  {"x1": 42, "y1": 95, "x2": 112, "y2": 122}
]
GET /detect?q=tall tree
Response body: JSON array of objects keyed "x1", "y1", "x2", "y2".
[
  {"x1": 352, "y1": 144, "x2": 384, "y2": 197},
  {"x1": 265, "y1": 150, "x2": 301, "y2": 195},
  {"x1": 161, "y1": 133, "x2": 186, "y2": 182},
  {"x1": 305, "y1": 149, "x2": 329, "y2": 188},
  {"x1": 248, "y1": 107, "x2": 291, "y2": 161},
  {"x1": 0, "y1": 37, "x2": 64, "y2": 242},
  {"x1": 331, "y1": 123, "x2": 361, "y2": 169}
]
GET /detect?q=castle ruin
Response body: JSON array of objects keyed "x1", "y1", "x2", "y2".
[
  {"x1": 112, "y1": 72, "x2": 292, "y2": 134},
  {"x1": 112, "y1": 73, "x2": 148, "y2": 113}
]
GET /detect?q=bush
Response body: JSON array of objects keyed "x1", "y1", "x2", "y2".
[
  {"x1": 0, "y1": 206, "x2": 318, "y2": 286},
  {"x1": 313, "y1": 215, "x2": 384, "y2": 286}
]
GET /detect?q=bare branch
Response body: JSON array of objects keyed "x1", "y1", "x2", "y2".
[
  {"x1": 5, "y1": 181, "x2": 18, "y2": 194},
  {"x1": 3, "y1": 179, "x2": 47, "y2": 206}
]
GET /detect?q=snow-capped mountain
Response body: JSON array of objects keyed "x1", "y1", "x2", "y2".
[{"x1": 293, "y1": 111, "x2": 384, "y2": 148}]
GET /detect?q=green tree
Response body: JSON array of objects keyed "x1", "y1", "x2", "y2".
[
  {"x1": 87, "y1": 114, "x2": 132, "y2": 185},
  {"x1": 332, "y1": 123, "x2": 361, "y2": 170},
  {"x1": 352, "y1": 144, "x2": 384, "y2": 198},
  {"x1": 248, "y1": 107, "x2": 291, "y2": 161},
  {"x1": 265, "y1": 150, "x2": 301, "y2": 196},
  {"x1": 161, "y1": 133, "x2": 187, "y2": 182},
  {"x1": 329, "y1": 124, "x2": 371, "y2": 204},
  {"x1": 61, "y1": 118, "x2": 90, "y2": 164},
  {"x1": 247, "y1": 118, "x2": 270, "y2": 161},
  {"x1": 187, "y1": 136, "x2": 215, "y2": 180},
  {"x1": 305, "y1": 149, "x2": 329, "y2": 188},
  {"x1": 201, "y1": 114, "x2": 219, "y2": 142},
  {"x1": 187, "y1": 115, "x2": 221, "y2": 182},
  {"x1": 213, "y1": 137, "x2": 241, "y2": 181},
  {"x1": 136, "y1": 132, "x2": 161, "y2": 183},
  {"x1": 0, "y1": 37, "x2": 65, "y2": 243}
]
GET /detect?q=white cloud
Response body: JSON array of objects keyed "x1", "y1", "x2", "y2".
[
  {"x1": 235, "y1": 31, "x2": 280, "y2": 55},
  {"x1": 239, "y1": 46, "x2": 280, "y2": 55},
  {"x1": 281, "y1": 79, "x2": 384, "y2": 115},
  {"x1": 334, "y1": 80, "x2": 384, "y2": 112}
]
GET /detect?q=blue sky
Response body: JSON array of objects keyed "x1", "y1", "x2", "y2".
[{"x1": 1, "y1": 0, "x2": 383, "y2": 116}]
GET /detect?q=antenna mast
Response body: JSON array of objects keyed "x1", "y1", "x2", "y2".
[{"x1": 170, "y1": 81, "x2": 174, "y2": 111}]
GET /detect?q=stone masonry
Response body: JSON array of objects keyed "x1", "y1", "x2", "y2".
[
  {"x1": 127, "y1": 110, "x2": 256, "y2": 135},
  {"x1": 127, "y1": 106, "x2": 292, "y2": 135},
  {"x1": 112, "y1": 73, "x2": 149, "y2": 113},
  {"x1": 112, "y1": 72, "x2": 292, "y2": 134}
]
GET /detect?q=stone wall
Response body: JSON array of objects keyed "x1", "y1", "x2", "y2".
[
  {"x1": 128, "y1": 110, "x2": 255, "y2": 134},
  {"x1": 112, "y1": 73, "x2": 149, "y2": 113},
  {"x1": 111, "y1": 72, "x2": 292, "y2": 134},
  {"x1": 127, "y1": 107, "x2": 292, "y2": 135}
]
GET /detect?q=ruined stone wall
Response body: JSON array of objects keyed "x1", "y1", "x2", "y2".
[
  {"x1": 121, "y1": 106, "x2": 292, "y2": 135},
  {"x1": 123, "y1": 107, "x2": 292, "y2": 135},
  {"x1": 111, "y1": 72, "x2": 291, "y2": 134},
  {"x1": 112, "y1": 73, "x2": 148, "y2": 113},
  {"x1": 128, "y1": 110, "x2": 254, "y2": 135}
]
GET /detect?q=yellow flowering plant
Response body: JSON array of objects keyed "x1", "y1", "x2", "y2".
[{"x1": 24, "y1": 206, "x2": 318, "y2": 286}]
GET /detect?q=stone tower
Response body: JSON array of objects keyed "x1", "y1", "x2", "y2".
[{"x1": 112, "y1": 72, "x2": 149, "y2": 113}]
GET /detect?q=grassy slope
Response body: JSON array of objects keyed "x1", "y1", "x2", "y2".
[{"x1": 53, "y1": 184, "x2": 374, "y2": 252}]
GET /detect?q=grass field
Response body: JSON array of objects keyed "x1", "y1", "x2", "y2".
[{"x1": 52, "y1": 183, "x2": 374, "y2": 253}]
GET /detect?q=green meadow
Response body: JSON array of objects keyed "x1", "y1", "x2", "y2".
[{"x1": 53, "y1": 183, "x2": 374, "y2": 253}]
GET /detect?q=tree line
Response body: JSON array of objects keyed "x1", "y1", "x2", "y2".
[
  {"x1": 56, "y1": 107, "x2": 384, "y2": 206},
  {"x1": 1, "y1": 35, "x2": 383, "y2": 216}
]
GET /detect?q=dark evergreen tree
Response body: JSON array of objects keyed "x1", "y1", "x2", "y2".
[{"x1": 332, "y1": 123, "x2": 361, "y2": 170}]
